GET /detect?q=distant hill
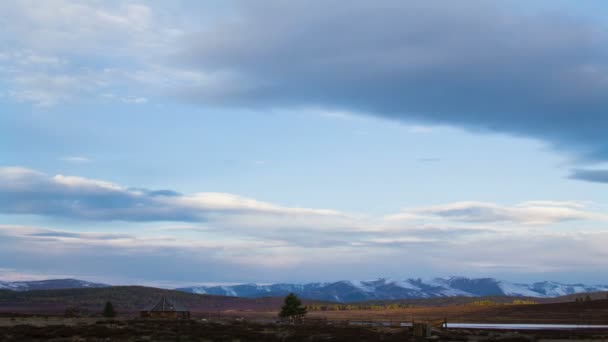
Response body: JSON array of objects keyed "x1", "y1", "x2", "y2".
[
  {"x1": 3, "y1": 276, "x2": 607, "y2": 305},
  {"x1": 0, "y1": 286, "x2": 323, "y2": 315},
  {"x1": 0, "y1": 279, "x2": 109, "y2": 292},
  {"x1": 177, "y1": 277, "x2": 608, "y2": 302},
  {"x1": 1, "y1": 285, "x2": 607, "y2": 316}
]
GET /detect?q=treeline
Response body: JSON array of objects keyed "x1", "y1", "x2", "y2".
[
  {"x1": 574, "y1": 295, "x2": 593, "y2": 303},
  {"x1": 308, "y1": 299, "x2": 540, "y2": 311},
  {"x1": 468, "y1": 299, "x2": 537, "y2": 306},
  {"x1": 307, "y1": 303, "x2": 414, "y2": 311}
]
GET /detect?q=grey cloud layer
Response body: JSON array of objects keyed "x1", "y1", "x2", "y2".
[
  {"x1": 3, "y1": 1, "x2": 608, "y2": 167},
  {"x1": 176, "y1": 0, "x2": 608, "y2": 162},
  {"x1": 570, "y1": 169, "x2": 608, "y2": 183},
  {"x1": 3, "y1": 224, "x2": 608, "y2": 283}
]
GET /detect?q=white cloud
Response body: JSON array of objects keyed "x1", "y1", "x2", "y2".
[
  {"x1": 0, "y1": 167, "x2": 607, "y2": 284},
  {"x1": 52, "y1": 174, "x2": 123, "y2": 192},
  {"x1": 0, "y1": 1, "x2": 156, "y2": 55},
  {"x1": 1, "y1": 166, "x2": 607, "y2": 262},
  {"x1": 122, "y1": 96, "x2": 148, "y2": 104},
  {"x1": 0, "y1": 1, "x2": 173, "y2": 106},
  {"x1": 0, "y1": 166, "x2": 354, "y2": 225},
  {"x1": 9, "y1": 73, "x2": 81, "y2": 106},
  {"x1": 402, "y1": 201, "x2": 606, "y2": 225},
  {"x1": 1, "y1": 167, "x2": 606, "y2": 236}
]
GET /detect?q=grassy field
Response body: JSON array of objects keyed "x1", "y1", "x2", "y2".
[
  {"x1": 304, "y1": 299, "x2": 608, "y2": 324},
  {"x1": 2, "y1": 317, "x2": 608, "y2": 341},
  {"x1": 218, "y1": 298, "x2": 608, "y2": 325}
]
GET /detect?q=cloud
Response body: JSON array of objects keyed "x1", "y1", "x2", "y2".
[
  {"x1": 173, "y1": 0, "x2": 608, "y2": 162},
  {"x1": 0, "y1": 2, "x2": 166, "y2": 106},
  {"x1": 28, "y1": 231, "x2": 131, "y2": 241},
  {"x1": 8, "y1": 73, "x2": 84, "y2": 107},
  {"x1": 0, "y1": 225, "x2": 272, "y2": 284},
  {"x1": 0, "y1": 166, "x2": 348, "y2": 223},
  {"x1": 59, "y1": 156, "x2": 91, "y2": 163},
  {"x1": 3, "y1": 224, "x2": 608, "y2": 283},
  {"x1": 3, "y1": 0, "x2": 608, "y2": 166},
  {"x1": 399, "y1": 201, "x2": 606, "y2": 225},
  {"x1": 0, "y1": 168, "x2": 606, "y2": 283},
  {"x1": 122, "y1": 96, "x2": 148, "y2": 104},
  {"x1": 0, "y1": 1, "x2": 155, "y2": 55},
  {"x1": 2, "y1": 165, "x2": 608, "y2": 266},
  {"x1": 569, "y1": 169, "x2": 608, "y2": 184},
  {"x1": 2, "y1": 166, "x2": 607, "y2": 281},
  {"x1": 2, "y1": 166, "x2": 606, "y2": 231}
]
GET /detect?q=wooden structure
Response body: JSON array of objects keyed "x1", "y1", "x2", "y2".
[
  {"x1": 412, "y1": 322, "x2": 432, "y2": 338},
  {"x1": 140, "y1": 297, "x2": 190, "y2": 319},
  {"x1": 412, "y1": 319, "x2": 446, "y2": 338}
]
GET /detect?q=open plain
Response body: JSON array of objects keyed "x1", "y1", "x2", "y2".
[{"x1": 2, "y1": 288, "x2": 608, "y2": 341}]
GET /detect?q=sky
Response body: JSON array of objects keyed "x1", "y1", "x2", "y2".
[{"x1": 2, "y1": 0, "x2": 608, "y2": 287}]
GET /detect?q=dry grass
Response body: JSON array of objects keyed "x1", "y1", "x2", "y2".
[{"x1": 1, "y1": 317, "x2": 608, "y2": 341}]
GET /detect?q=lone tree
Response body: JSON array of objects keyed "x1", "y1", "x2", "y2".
[
  {"x1": 103, "y1": 301, "x2": 116, "y2": 318},
  {"x1": 279, "y1": 293, "x2": 307, "y2": 323}
]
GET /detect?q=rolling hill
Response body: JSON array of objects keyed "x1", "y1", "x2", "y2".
[
  {"x1": 0, "y1": 286, "x2": 320, "y2": 315},
  {"x1": 0, "y1": 279, "x2": 108, "y2": 292}
]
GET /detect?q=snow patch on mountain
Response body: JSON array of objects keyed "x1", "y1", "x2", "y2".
[
  {"x1": 0, "y1": 279, "x2": 109, "y2": 291},
  {"x1": 496, "y1": 281, "x2": 540, "y2": 297},
  {"x1": 176, "y1": 277, "x2": 608, "y2": 302},
  {"x1": 348, "y1": 280, "x2": 376, "y2": 292}
]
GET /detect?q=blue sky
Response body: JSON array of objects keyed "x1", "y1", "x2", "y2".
[{"x1": 2, "y1": 0, "x2": 608, "y2": 286}]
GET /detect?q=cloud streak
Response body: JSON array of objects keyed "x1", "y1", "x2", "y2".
[
  {"x1": 2, "y1": 167, "x2": 606, "y2": 231},
  {"x1": 402, "y1": 201, "x2": 606, "y2": 225},
  {"x1": 3, "y1": 224, "x2": 608, "y2": 284},
  {"x1": 0, "y1": 167, "x2": 344, "y2": 223}
]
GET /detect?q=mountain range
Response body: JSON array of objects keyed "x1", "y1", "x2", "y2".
[
  {"x1": 1, "y1": 277, "x2": 607, "y2": 303},
  {"x1": 176, "y1": 277, "x2": 608, "y2": 302},
  {"x1": 0, "y1": 278, "x2": 109, "y2": 292}
]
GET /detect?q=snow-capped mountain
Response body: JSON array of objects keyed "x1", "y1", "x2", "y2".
[
  {"x1": 176, "y1": 277, "x2": 608, "y2": 302},
  {"x1": 0, "y1": 278, "x2": 109, "y2": 291}
]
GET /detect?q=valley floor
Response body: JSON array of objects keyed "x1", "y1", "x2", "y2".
[
  {"x1": 1, "y1": 318, "x2": 608, "y2": 342},
  {"x1": 2, "y1": 298, "x2": 608, "y2": 341}
]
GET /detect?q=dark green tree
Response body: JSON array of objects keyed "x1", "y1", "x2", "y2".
[
  {"x1": 103, "y1": 301, "x2": 116, "y2": 318},
  {"x1": 279, "y1": 293, "x2": 307, "y2": 323},
  {"x1": 585, "y1": 294, "x2": 592, "y2": 302}
]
